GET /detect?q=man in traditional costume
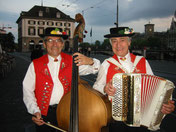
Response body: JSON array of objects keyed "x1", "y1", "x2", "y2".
[
  {"x1": 93, "y1": 26, "x2": 175, "y2": 132},
  {"x1": 23, "y1": 27, "x2": 100, "y2": 132}
]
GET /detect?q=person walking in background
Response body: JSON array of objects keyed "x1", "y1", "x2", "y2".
[
  {"x1": 30, "y1": 45, "x2": 43, "y2": 61},
  {"x1": 88, "y1": 47, "x2": 91, "y2": 56}
]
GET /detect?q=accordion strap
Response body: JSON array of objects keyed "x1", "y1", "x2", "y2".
[
  {"x1": 132, "y1": 56, "x2": 143, "y2": 72},
  {"x1": 107, "y1": 56, "x2": 143, "y2": 73}
]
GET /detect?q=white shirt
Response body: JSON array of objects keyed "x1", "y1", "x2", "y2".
[
  {"x1": 93, "y1": 52, "x2": 153, "y2": 94},
  {"x1": 23, "y1": 55, "x2": 100, "y2": 114}
]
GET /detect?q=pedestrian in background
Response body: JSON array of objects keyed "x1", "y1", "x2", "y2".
[
  {"x1": 88, "y1": 47, "x2": 91, "y2": 56},
  {"x1": 30, "y1": 45, "x2": 43, "y2": 61}
]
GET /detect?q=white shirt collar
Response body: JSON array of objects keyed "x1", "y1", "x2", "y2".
[
  {"x1": 117, "y1": 51, "x2": 130, "y2": 61},
  {"x1": 48, "y1": 55, "x2": 61, "y2": 62}
]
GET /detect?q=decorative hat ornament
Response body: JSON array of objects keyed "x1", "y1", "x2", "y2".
[
  {"x1": 39, "y1": 27, "x2": 68, "y2": 39},
  {"x1": 104, "y1": 27, "x2": 135, "y2": 38}
]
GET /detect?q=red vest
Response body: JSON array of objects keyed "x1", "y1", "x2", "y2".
[
  {"x1": 33, "y1": 53, "x2": 72, "y2": 116},
  {"x1": 106, "y1": 53, "x2": 146, "y2": 83}
]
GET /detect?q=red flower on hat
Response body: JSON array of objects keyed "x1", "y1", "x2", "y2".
[{"x1": 62, "y1": 32, "x2": 67, "y2": 35}]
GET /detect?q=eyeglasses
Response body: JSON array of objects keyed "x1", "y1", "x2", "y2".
[{"x1": 45, "y1": 38, "x2": 63, "y2": 43}]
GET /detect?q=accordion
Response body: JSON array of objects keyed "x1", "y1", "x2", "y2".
[{"x1": 111, "y1": 73, "x2": 175, "y2": 130}]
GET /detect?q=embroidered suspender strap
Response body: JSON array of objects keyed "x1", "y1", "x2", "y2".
[
  {"x1": 107, "y1": 57, "x2": 129, "y2": 73},
  {"x1": 131, "y1": 56, "x2": 143, "y2": 73},
  {"x1": 107, "y1": 56, "x2": 143, "y2": 73}
]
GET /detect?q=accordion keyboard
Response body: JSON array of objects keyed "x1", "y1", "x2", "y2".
[{"x1": 111, "y1": 73, "x2": 175, "y2": 130}]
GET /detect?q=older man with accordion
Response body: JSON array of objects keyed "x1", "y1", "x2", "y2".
[{"x1": 93, "y1": 26, "x2": 175, "y2": 132}]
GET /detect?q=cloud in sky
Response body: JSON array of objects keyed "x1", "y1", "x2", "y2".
[
  {"x1": 83, "y1": 0, "x2": 176, "y2": 25},
  {"x1": 119, "y1": 0, "x2": 176, "y2": 22},
  {"x1": 0, "y1": 0, "x2": 175, "y2": 43}
]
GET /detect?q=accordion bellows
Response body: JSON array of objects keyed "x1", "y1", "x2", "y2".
[{"x1": 111, "y1": 73, "x2": 175, "y2": 130}]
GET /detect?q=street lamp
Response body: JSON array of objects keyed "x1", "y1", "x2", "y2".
[{"x1": 114, "y1": 0, "x2": 118, "y2": 27}]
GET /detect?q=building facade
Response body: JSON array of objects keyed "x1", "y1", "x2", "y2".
[
  {"x1": 16, "y1": 5, "x2": 75, "y2": 52},
  {"x1": 144, "y1": 22, "x2": 155, "y2": 37},
  {"x1": 167, "y1": 17, "x2": 176, "y2": 50}
]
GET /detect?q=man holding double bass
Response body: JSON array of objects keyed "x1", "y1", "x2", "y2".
[{"x1": 23, "y1": 27, "x2": 100, "y2": 132}]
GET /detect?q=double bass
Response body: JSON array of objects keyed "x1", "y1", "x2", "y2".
[{"x1": 56, "y1": 13, "x2": 112, "y2": 132}]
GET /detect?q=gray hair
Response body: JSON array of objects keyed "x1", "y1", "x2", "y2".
[{"x1": 109, "y1": 37, "x2": 131, "y2": 45}]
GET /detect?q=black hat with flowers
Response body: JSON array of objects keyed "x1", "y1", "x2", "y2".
[
  {"x1": 39, "y1": 27, "x2": 68, "y2": 40},
  {"x1": 104, "y1": 27, "x2": 135, "y2": 38}
]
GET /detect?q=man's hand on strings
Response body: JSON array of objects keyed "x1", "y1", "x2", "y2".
[
  {"x1": 32, "y1": 112, "x2": 45, "y2": 126},
  {"x1": 161, "y1": 100, "x2": 175, "y2": 114},
  {"x1": 73, "y1": 52, "x2": 94, "y2": 66},
  {"x1": 104, "y1": 80, "x2": 116, "y2": 96}
]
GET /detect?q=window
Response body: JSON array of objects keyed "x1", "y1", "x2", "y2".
[
  {"x1": 29, "y1": 40, "x2": 35, "y2": 45},
  {"x1": 38, "y1": 28, "x2": 44, "y2": 36},
  {"x1": 47, "y1": 21, "x2": 54, "y2": 26},
  {"x1": 39, "y1": 11, "x2": 43, "y2": 17},
  {"x1": 46, "y1": 8, "x2": 49, "y2": 13},
  {"x1": 64, "y1": 23, "x2": 70, "y2": 27},
  {"x1": 38, "y1": 21, "x2": 45, "y2": 25},
  {"x1": 28, "y1": 20, "x2": 36, "y2": 25},
  {"x1": 38, "y1": 40, "x2": 43, "y2": 45},
  {"x1": 56, "y1": 22, "x2": 63, "y2": 26},
  {"x1": 28, "y1": 27, "x2": 36, "y2": 35},
  {"x1": 56, "y1": 12, "x2": 60, "y2": 18},
  {"x1": 56, "y1": 22, "x2": 60, "y2": 26}
]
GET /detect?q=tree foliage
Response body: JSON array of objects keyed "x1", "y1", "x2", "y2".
[
  {"x1": 131, "y1": 36, "x2": 163, "y2": 50},
  {"x1": 101, "y1": 39, "x2": 111, "y2": 50},
  {"x1": 78, "y1": 36, "x2": 164, "y2": 51},
  {"x1": 0, "y1": 32, "x2": 15, "y2": 51},
  {"x1": 79, "y1": 42, "x2": 90, "y2": 48}
]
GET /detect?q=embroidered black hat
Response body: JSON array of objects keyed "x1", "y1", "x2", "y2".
[
  {"x1": 104, "y1": 27, "x2": 135, "y2": 38},
  {"x1": 39, "y1": 27, "x2": 68, "y2": 40}
]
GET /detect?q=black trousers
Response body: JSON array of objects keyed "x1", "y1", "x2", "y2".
[
  {"x1": 109, "y1": 121, "x2": 150, "y2": 132},
  {"x1": 35, "y1": 105, "x2": 61, "y2": 132}
]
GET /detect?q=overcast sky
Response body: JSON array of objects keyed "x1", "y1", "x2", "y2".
[{"x1": 0, "y1": 0, "x2": 176, "y2": 43}]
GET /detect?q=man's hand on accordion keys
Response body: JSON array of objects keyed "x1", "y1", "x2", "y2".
[
  {"x1": 104, "y1": 80, "x2": 116, "y2": 96},
  {"x1": 104, "y1": 78, "x2": 175, "y2": 115},
  {"x1": 161, "y1": 100, "x2": 175, "y2": 114}
]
